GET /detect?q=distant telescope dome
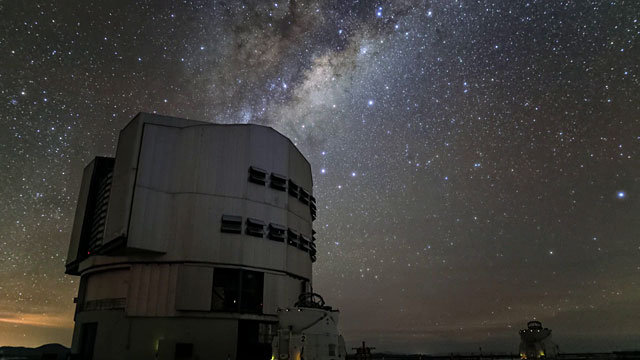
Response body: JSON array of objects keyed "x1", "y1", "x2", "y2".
[
  {"x1": 519, "y1": 321, "x2": 559, "y2": 359},
  {"x1": 527, "y1": 321, "x2": 543, "y2": 330}
]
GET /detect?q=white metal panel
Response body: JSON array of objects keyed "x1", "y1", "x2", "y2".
[
  {"x1": 166, "y1": 264, "x2": 179, "y2": 316},
  {"x1": 175, "y1": 265, "x2": 213, "y2": 311},
  {"x1": 103, "y1": 115, "x2": 144, "y2": 245},
  {"x1": 262, "y1": 272, "x2": 279, "y2": 315},
  {"x1": 127, "y1": 186, "x2": 173, "y2": 253},
  {"x1": 139, "y1": 263, "x2": 152, "y2": 315},
  {"x1": 173, "y1": 126, "x2": 203, "y2": 194},
  {"x1": 127, "y1": 264, "x2": 142, "y2": 315},
  {"x1": 103, "y1": 114, "x2": 217, "y2": 250},
  {"x1": 134, "y1": 123, "x2": 179, "y2": 192},
  {"x1": 147, "y1": 264, "x2": 161, "y2": 316},
  {"x1": 127, "y1": 263, "x2": 179, "y2": 317},
  {"x1": 196, "y1": 126, "x2": 250, "y2": 198},
  {"x1": 252, "y1": 126, "x2": 291, "y2": 177},
  {"x1": 66, "y1": 160, "x2": 97, "y2": 267},
  {"x1": 84, "y1": 268, "x2": 130, "y2": 301},
  {"x1": 288, "y1": 142, "x2": 313, "y2": 191},
  {"x1": 288, "y1": 198, "x2": 313, "y2": 225}
]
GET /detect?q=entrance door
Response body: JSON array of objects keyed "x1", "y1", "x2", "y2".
[
  {"x1": 236, "y1": 320, "x2": 272, "y2": 360},
  {"x1": 80, "y1": 322, "x2": 97, "y2": 360}
]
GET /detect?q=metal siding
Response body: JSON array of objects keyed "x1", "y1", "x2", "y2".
[
  {"x1": 191, "y1": 126, "x2": 250, "y2": 198},
  {"x1": 288, "y1": 141, "x2": 313, "y2": 191},
  {"x1": 127, "y1": 264, "x2": 181, "y2": 316},
  {"x1": 127, "y1": 186, "x2": 173, "y2": 253},
  {"x1": 172, "y1": 194, "x2": 202, "y2": 260},
  {"x1": 103, "y1": 116, "x2": 144, "y2": 246},
  {"x1": 134, "y1": 123, "x2": 178, "y2": 192},
  {"x1": 155, "y1": 265, "x2": 169, "y2": 315},
  {"x1": 84, "y1": 268, "x2": 130, "y2": 301},
  {"x1": 66, "y1": 160, "x2": 97, "y2": 266},
  {"x1": 110, "y1": 120, "x2": 313, "y2": 278},
  {"x1": 148, "y1": 265, "x2": 161, "y2": 316},
  {"x1": 126, "y1": 124, "x2": 179, "y2": 253},
  {"x1": 139, "y1": 264, "x2": 151, "y2": 316},
  {"x1": 175, "y1": 265, "x2": 214, "y2": 311},
  {"x1": 174, "y1": 126, "x2": 201, "y2": 194},
  {"x1": 262, "y1": 273, "x2": 278, "y2": 315},
  {"x1": 126, "y1": 264, "x2": 141, "y2": 316},
  {"x1": 167, "y1": 264, "x2": 179, "y2": 316}
]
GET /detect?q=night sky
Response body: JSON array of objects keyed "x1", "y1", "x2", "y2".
[{"x1": 1, "y1": 0, "x2": 639, "y2": 353}]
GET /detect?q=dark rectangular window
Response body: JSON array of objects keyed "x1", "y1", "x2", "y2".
[
  {"x1": 287, "y1": 228, "x2": 299, "y2": 247},
  {"x1": 328, "y1": 344, "x2": 337, "y2": 356},
  {"x1": 80, "y1": 322, "x2": 98, "y2": 360},
  {"x1": 270, "y1": 173, "x2": 287, "y2": 191},
  {"x1": 212, "y1": 268, "x2": 263, "y2": 314},
  {"x1": 299, "y1": 188, "x2": 310, "y2": 205},
  {"x1": 299, "y1": 234, "x2": 310, "y2": 252},
  {"x1": 221, "y1": 215, "x2": 242, "y2": 233},
  {"x1": 310, "y1": 204, "x2": 317, "y2": 221},
  {"x1": 241, "y1": 271, "x2": 264, "y2": 313},
  {"x1": 268, "y1": 223, "x2": 286, "y2": 242},
  {"x1": 310, "y1": 231, "x2": 318, "y2": 262},
  {"x1": 212, "y1": 268, "x2": 240, "y2": 312},
  {"x1": 310, "y1": 195, "x2": 317, "y2": 220},
  {"x1": 288, "y1": 180, "x2": 299, "y2": 198},
  {"x1": 246, "y1": 218, "x2": 264, "y2": 237},
  {"x1": 248, "y1": 166, "x2": 267, "y2": 185},
  {"x1": 88, "y1": 170, "x2": 113, "y2": 253},
  {"x1": 309, "y1": 242, "x2": 317, "y2": 257},
  {"x1": 237, "y1": 321, "x2": 274, "y2": 360},
  {"x1": 77, "y1": 157, "x2": 115, "y2": 264},
  {"x1": 175, "y1": 343, "x2": 194, "y2": 360}
]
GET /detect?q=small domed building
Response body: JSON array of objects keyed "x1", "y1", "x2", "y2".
[{"x1": 518, "y1": 321, "x2": 559, "y2": 359}]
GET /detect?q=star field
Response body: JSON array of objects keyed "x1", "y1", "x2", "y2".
[{"x1": 1, "y1": 0, "x2": 639, "y2": 353}]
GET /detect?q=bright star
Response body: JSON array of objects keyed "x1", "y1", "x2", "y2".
[
  {"x1": 617, "y1": 191, "x2": 626, "y2": 199},
  {"x1": 368, "y1": 100, "x2": 374, "y2": 106}
]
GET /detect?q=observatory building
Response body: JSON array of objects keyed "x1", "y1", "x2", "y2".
[
  {"x1": 65, "y1": 113, "x2": 318, "y2": 360},
  {"x1": 518, "y1": 321, "x2": 559, "y2": 359}
]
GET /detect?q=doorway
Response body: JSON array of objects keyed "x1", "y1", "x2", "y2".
[{"x1": 236, "y1": 320, "x2": 273, "y2": 360}]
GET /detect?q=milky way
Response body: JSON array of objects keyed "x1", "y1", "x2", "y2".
[{"x1": 1, "y1": 0, "x2": 639, "y2": 353}]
